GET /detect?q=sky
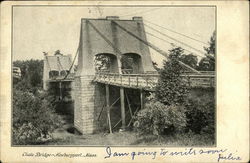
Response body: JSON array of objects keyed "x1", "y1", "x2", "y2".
[{"x1": 13, "y1": 6, "x2": 215, "y2": 66}]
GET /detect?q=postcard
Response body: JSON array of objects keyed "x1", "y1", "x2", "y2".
[{"x1": 0, "y1": 1, "x2": 249, "y2": 162}]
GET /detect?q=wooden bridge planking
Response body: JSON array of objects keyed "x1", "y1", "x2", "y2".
[{"x1": 93, "y1": 72, "x2": 215, "y2": 91}]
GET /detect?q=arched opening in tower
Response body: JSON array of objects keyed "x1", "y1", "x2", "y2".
[
  {"x1": 49, "y1": 70, "x2": 60, "y2": 79},
  {"x1": 60, "y1": 70, "x2": 68, "y2": 76},
  {"x1": 94, "y1": 53, "x2": 118, "y2": 73},
  {"x1": 121, "y1": 53, "x2": 143, "y2": 74}
]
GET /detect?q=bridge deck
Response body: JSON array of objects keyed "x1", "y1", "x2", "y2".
[
  {"x1": 93, "y1": 72, "x2": 215, "y2": 91},
  {"x1": 48, "y1": 78, "x2": 74, "y2": 82},
  {"x1": 47, "y1": 73, "x2": 75, "y2": 82},
  {"x1": 47, "y1": 72, "x2": 215, "y2": 91}
]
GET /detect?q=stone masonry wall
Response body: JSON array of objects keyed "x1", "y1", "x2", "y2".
[{"x1": 74, "y1": 75, "x2": 105, "y2": 134}]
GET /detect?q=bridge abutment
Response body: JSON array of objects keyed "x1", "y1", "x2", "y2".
[
  {"x1": 120, "y1": 87, "x2": 126, "y2": 130},
  {"x1": 74, "y1": 75, "x2": 105, "y2": 134}
]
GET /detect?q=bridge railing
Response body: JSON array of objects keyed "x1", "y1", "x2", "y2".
[
  {"x1": 181, "y1": 74, "x2": 215, "y2": 88},
  {"x1": 94, "y1": 73, "x2": 159, "y2": 90},
  {"x1": 94, "y1": 72, "x2": 215, "y2": 90}
]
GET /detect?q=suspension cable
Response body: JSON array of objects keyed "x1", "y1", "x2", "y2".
[
  {"x1": 63, "y1": 45, "x2": 80, "y2": 80},
  {"x1": 63, "y1": 25, "x2": 83, "y2": 80},
  {"x1": 143, "y1": 19, "x2": 209, "y2": 45},
  {"x1": 118, "y1": 8, "x2": 208, "y2": 46},
  {"x1": 144, "y1": 30, "x2": 204, "y2": 58},
  {"x1": 121, "y1": 20, "x2": 204, "y2": 58},
  {"x1": 144, "y1": 23, "x2": 215, "y2": 63},
  {"x1": 144, "y1": 23, "x2": 205, "y2": 54},
  {"x1": 112, "y1": 20, "x2": 200, "y2": 73}
]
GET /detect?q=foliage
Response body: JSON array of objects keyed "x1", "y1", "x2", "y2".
[
  {"x1": 166, "y1": 47, "x2": 199, "y2": 71},
  {"x1": 152, "y1": 61, "x2": 160, "y2": 71},
  {"x1": 204, "y1": 31, "x2": 216, "y2": 57},
  {"x1": 94, "y1": 55, "x2": 111, "y2": 71},
  {"x1": 134, "y1": 99, "x2": 187, "y2": 136},
  {"x1": 134, "y1": 47, "x2": 189, "y2": 136},
  {"x1": 54, "y1": 50, "x2": 63, "y2": 55},
  {"x1": 179, "y1": 54, "x2": 198, "y2": 69},
  {"x1": 198, "y1": 31, "x2": 216, "y2": 71},
  {"x1": 13, "y1": 87, "x2": 62, "y2": 145},
  {"x1": 168, "y1": 46, "x2": 184, "y2": 59},
  {"x1": 198, "y1": 57, "x2": 215, "y2": 71},
  {"x1": 13, "y1": 122, "x2": 50, "y2": 145},
  {"x1": 155, "y1": 47, "x2": 189, "y2": 106},
  {"x1": 135, "y1": 46, "x2": 215, "y2": 138},
  {"x1": 13, "y1": 59, "x2": 43, "y2": 88},
  {"x1": 12, "y1": 59, "x2": 66, "y2": 145},
  {"x1": 185, "y1": 88, "x2": 215, "y2": 135}
]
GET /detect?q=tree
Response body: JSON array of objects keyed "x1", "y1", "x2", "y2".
[
  {"x1": 198, "y1": 57, "x2": 215, "y2": 71},
  {"x1": 54, "y1": 50, "x2": 62, "y2": 56},
  {"x1": 155, "y1": 47, "x2": 189, "y2": 106},
  {"x1": 168, "y1": 46, "x2": 184, "y2": 59},
  {"x1": 135, "y1": 100, "x2": 187, "y2": 136},
  {"x1": 166, "y1": 47, "x2": 198, "y2": 71},
  {"x1": 12, "y1": 59, "x2": 62, "y2": 144},
  {"x1": 204, "y1": 31, "x2": 216, "y2": 57},
  {"x1": 134, "y1": 47, "x2": 189, "y2": 136},
  {"x1": 13, "y1": 59, "x2": 43, "y2": 89},
  {"x1": 179, "y1": 54, "x2": 198, "y2": 69},
  {"x1": 198, "y1": 31, "x2": 216, "y2": 71},
  {"x1": 13, "y1": 89, "x2": 62, "y2": 145},
  {"x1": 152, "y1": 61, "x2": 160, "y2": 71}
]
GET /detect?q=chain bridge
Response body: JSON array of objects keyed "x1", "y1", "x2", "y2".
[{"x1": 43, "y1": 16, "x2": 215, "y2": 134}]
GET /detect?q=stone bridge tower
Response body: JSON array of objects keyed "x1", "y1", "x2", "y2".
[{"x1": 74, "y1": 16, "x2": 156, "y2": 134}]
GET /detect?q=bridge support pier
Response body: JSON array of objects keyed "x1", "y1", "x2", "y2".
[
  {"x1": 140, "y1": 90, "x2": 145, "y2": 110},
  {"x1": 74, "y1": 76, "x2": 105, "y2": 134},
  {"x1": 120, "y1": 87, "x2": 126, "y2": 130},
  {"x1": 105, "y1": 84, "x2": 112, "y2": 134}
]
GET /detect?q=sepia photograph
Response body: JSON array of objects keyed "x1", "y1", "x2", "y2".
[
  {"x1": 1, "y1": 1, "x2": 249, "y2": 162},
  {"x1": 12, "y1": 5, "x2": 216, "y2": 146}
]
